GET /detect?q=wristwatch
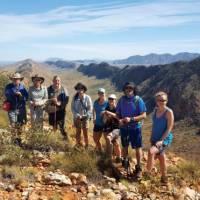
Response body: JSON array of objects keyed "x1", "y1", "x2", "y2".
[{"x1": 130, "y1": 117, "x2": 135, "y2": 122}]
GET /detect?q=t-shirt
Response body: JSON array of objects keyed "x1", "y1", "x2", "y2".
[
  {"x1": 116, "y1": 95, "x2": 147, "y2": 129},
  {"x1": 93, "y1": 100, "x2": 108, "y2": 126},
  {"x1": 103, "y1": 105, "x2": 119, "y2": 132}
]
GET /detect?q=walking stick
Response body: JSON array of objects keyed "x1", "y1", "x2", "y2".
[{"x1": 54, "y1": 104, "x2": 57, "y2": 131}]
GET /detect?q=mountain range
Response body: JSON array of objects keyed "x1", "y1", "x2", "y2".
[{"x1": 77, "y1": 56, "x2": 200, "y2": 124}]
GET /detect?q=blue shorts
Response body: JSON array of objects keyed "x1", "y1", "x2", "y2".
[{"x1": 120, "y1": 127, "x2": 142, "y2": 149}]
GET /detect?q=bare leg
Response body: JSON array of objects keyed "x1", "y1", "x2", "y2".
[
  {"x1": 93, "y1": 131, "x2": 102, "y2": 152},
  {"x1": 76, "y1": 128, "x2": 82, "y2": 146},
  {"x1": 158, "y1": 153, "x2": 167, "y2": 177},
  {"x1": 82, "y1": 127, "x2": 89, "y2": 147},
  {"x1": 104, "y1": 133, "x2": 113, "y2": 158},
  {"x1": 135, "y1": 147, "x2": 142, "y2": 166},
  {"x1": 147, "y1": 146, "x2": 159, "y2": 171},
  {"x1": 113, "y1": 140, "x2": 121, "y2": 158}
]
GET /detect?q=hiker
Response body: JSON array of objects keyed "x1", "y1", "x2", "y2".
[
  {"x1": 4, "y1": 73, "x2": 28, "y2": 145},
  {"x1": 71, "y1": 82, "x2": 92, "y2": 148},
  {"x1": 102, "y1": 94, "x2": 121, "y2": 162},
  {"x1": 93, "y1": 88, "x2": 108, "y2": 152},
  {"x1": 47, "y1": 75, "x2": 69, "y2": 140},
  {"x1": 146, "y1": 91, "x2": 174, "y2": 185},
  {"x1": 29, "y1": 74, "x2": 48, "y2": 130},
  {"x1": 116, "y1": 82, "x2": 146, "y2": 178}
]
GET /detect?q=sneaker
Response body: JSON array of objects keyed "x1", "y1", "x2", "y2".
[
  {"x1": 135, "y1": 164, "x2": 142, "y2": 179},
  {"x1": 160, "y1": 176, "x2": 168, "y2": 185}
]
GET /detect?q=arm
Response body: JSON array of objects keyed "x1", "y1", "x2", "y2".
[
  {"x1": 86, "y1": 96, "x2": 93, "y2": 119},
  {"x1": 20, "y1": 87, "x2": 29, "y2": 101},
  {"x1": 71, "y1": 97, "x2": 80, "y2": 119},
  {"x1": 156, "y1": 109, "x2": 174, "y2": 147},
  {"x1": 93, "y1": 105, "x2": 96, "y2": 124},
  {"x1": 161, "y1": 109, "x2": 174, "y2": 140}
]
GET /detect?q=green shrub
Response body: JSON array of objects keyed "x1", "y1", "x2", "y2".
[{"x1": 50, "y1": 148, "x2": 102, "y2": 181}]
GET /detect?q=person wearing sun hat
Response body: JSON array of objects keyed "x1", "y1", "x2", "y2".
[
  {"x1": 4, "y1": 72, "x2": 28, "y2": 145},
  {"x1": 28, "y1": 74, "x2": 48, "y2": 129},
  {"x1": 116, "y1": 82, "x2": 147, "y2": 179},
  {"x1": 93, "y1": 87, "x2": 108, "y2": 152},
  {"x1": 71, "y1": 82, "x2": 92, "y2": 148}
]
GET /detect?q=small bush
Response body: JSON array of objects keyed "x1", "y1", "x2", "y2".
[
  {"x1": 50, "y1": 148, "x2": 102, "y2": 181},
  {"x1": 24, "y1": 130, "x2": 68, "y2": 152},
  {"x1": 0, "y1": 145, "x2": 32, "y2": 166},
  {"x1": 0, "y1": 166, "x2": 36, "y2": 185}
]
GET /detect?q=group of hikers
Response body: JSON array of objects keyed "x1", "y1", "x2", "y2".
[{"x1": 3, "y1": 72, "x2": 174, "y2": 185}]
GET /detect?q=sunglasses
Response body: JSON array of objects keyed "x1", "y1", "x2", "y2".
[
  {"x1": 125, "y1": 87, "x2": 133, "y2": 90},
  {"x1": 98, "y1": 92, "x2": 105, "y2": 95},
  {"x1": 108, "y1": 98, "x2": 115, "y2": 101},
  {"x1": 157, "y1": 99, "x2": 167, "y2": 102}
]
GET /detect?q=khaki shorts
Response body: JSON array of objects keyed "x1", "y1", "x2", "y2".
[{"x1": 74, "y1": 118, "x2": 89, "y2": 129}]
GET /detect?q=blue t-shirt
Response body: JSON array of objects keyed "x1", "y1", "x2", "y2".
[
  {"x1": 93, "y1": 99, "x2": 108, "y2": 126},
  {"x1": 116, "y1": 95, "x2": 147, "y2": 129}
]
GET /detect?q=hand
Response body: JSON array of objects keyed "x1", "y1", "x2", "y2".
[
  {"x1": 123, "y1": 117, "x2": 131, "y2": 124},
  {"x1": 15, "y1": 91, "x2": 22, "y2": 96},
  {"x1": 30, "y1": 101, "x2": 36, "y2": 107},
  {"x1": 119, "y1": 119, "x2": 124, "y2": 126},
  {"x1": 52, "y1": 98, "x2": 57, "y2": 105},
  {"x1": 155, "y1": 140, "x2": 163, "y2": 147}
]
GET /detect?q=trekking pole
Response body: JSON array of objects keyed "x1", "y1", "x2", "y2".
[{"x1": 54, "y1": 104, "x2": 57, "y2": 131}]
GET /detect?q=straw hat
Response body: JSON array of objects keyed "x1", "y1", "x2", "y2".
[
  {"x1": 9, "y1": 73, "x2": 24, "y2": 80},
  {"x1": 31, "y1": 74, "x2": 45, "y2": 84}
]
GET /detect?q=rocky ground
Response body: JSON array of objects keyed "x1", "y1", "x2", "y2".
[{"x1": 0, "y1": 142, "x2": 199, "y2": 200}]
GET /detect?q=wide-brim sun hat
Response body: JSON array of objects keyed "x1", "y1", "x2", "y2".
[
  {"x1": 98, "y1": 88, "x2": 105, "y2": 94},
  {"x1": 9, "y1": 73, "x2": 24, "y2": 80},
  {"x1": 74, "y1": 82, "x2": 87, "y2": 92},
  {"x1": 31, "y1": 74, "x2": 45, "y2": 84},
  {"x1": 108, "y1": 94, "x2": 117, "y2": 99}
]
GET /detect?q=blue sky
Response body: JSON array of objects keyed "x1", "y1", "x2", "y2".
[{"x1": 0, "y1": 0, "x2": 200, "y2": 61}]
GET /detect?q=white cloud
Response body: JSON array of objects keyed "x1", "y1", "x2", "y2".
[{"x1": 0, "y1": 1, "x2": 200, "y2": 42}]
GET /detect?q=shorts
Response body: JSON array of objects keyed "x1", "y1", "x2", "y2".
[
  {"x1": 151, "y1": 142, "x2": 169, "y2": 155},
  {"x1": 104, "y1": 129, "x2": 120, "y2": 142},
  {"x1": 74, "y1": 118, "x2": 89, "y2": 129},
  {"x1": 120, "y1": 127, "x2": 142, "y2": 149},
  {"x1": 93, "y1": 124, "x2": 104, "y2": 132}
]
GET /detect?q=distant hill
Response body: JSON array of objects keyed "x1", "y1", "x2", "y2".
[
  {"x1": 112, "y1": 52, "x2": 200, "y2": 65},
  {"x1": 77, "y1": 62, "x2": 119, "y2": 79},
  {"x1": 77, "y1": 56, "x2": 200, "y2": 124},
  {"x1": 45, "y1": 60, "x2": 77, "y2": 69}
]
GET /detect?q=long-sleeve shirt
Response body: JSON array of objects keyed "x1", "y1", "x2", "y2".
[
  {"x1": 4, "y1": 83, "x2": 28, "y2": 110},
  {"x1": 28, "y1": 86, "x2": 48, "y2": 107},
  {"x1": 71, "y1": 94, "x2": 93, "y2": 119}
]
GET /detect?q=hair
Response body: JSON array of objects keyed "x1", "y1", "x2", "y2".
[
  {"x1": 155, "y1": 91, "x2": 168, "y2": 100},
  {"x1": 53, "y1": 75, "x2": 61, "y2": 81}
]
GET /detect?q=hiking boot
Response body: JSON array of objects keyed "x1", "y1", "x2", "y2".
[
  {"x1": 122, "y1": 158, "x2": 130, "y2": 170},
  {"x1": 14, "y1": 138, "x2": 22, "y2": 147},
  {"x1": 135, "y1": 164, "x2": 142, "y2": 179},
  {"x1": 115, "y1": 157, "x2": 122, "y2": 163},
  {"x1": 160, "y1": 176, "x2": 168, "y2": 185}
]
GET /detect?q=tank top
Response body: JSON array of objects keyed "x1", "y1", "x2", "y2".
[{"x1": 151, "y1": 107, "x2": 173, "y2": 145}]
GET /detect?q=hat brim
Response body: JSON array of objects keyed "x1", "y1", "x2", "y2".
[
  {"x1": 74, "y1": 83, "x2": 87, "y2": 92},
  {"x1": 32, "y1": 77, "x2": 45, "y2": 84},
  {"x1": 9, "y1": 77, "x2": 24, "y2": 81},
  {"x1": 123, "y1": 84, "x2": 134, "y2": 91}
]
